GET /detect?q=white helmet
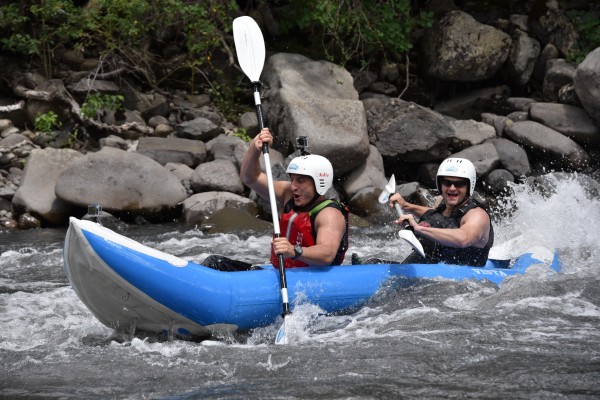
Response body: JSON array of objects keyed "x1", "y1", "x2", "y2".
[
  {"x1": 436, "y1": 158, "x2": 477, "y2": 196},
  {"x1": 286, "y1": 155, "x2": 333, "y2": 195}
]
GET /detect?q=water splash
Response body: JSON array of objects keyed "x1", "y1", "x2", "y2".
[{"x1": 493, "y1": 173, "x2": 600, "y2": 273}]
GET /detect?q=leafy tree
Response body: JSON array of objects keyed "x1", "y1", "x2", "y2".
[
  {"x1": 270, "y1": 0, "x2": 433, "y2": 66},
  {"x1": 567, "y1": 9, "x2": 600, "y2": 63}
]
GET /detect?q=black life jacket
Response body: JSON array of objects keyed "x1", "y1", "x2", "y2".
[{"x1": 417, "y1": 198, "x2": 494, "y2": 266}]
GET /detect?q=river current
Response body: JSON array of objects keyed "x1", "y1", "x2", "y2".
[{"x1": 1, "y1": 173, "x2": 600, "y2": 399}]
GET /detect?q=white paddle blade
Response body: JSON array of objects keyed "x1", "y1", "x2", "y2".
[
  {"x1": 385, "y1": 174, "x2": 396, "y2": 194},
  {"x1": 233, "y1": 16, "x2": 266, "y2": 82},
  {"x1": 378, "y1": 174, "x2": 397, "y2": 204},
  {"x1": 275, "y1": 316, "x2": 289, "y2": 345},
  {"x1": 399, "y1": 230, "x2": 426, "y2": 258},
  {"x1": 378, "y1": 190, "x2": 390, "y2": 204}
]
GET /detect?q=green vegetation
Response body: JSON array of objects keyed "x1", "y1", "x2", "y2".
[
  {"x1": 231, "y1": 127, "x2": 251, "y2": 142},
  {"x1": 0, "y1": 1, "x2": 432, "y2": 122},
  {"x1": 34, "y1": 111, "x2": 62, "y2": 132},
  {"x1": 274, "y1": 0, "x2": 433, "y2": 66},
  {"x1": 81, "y1": 93, "x2": 124, "y2": 120},
  {"x1": 567, "y1": 9, "x2": 600, "y2": 63}
]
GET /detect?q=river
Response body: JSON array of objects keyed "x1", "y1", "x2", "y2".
[{"x1": 1, "y1": 173, "x2": 600, "y2": 399}]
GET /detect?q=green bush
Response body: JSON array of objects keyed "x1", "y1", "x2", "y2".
[
  {"x1": 0, "y1": 1, "x2": 433, "y2": 123},
  {"x1": 567, "y1": 9, "x2": 600, "y2": 63},
  {"x1": 81, "y1": 93, "x2": 124, "y2": 120},
  {"x1": 272, "y1": 0, "x2": 433, "y2": 65},
  {"x1": 34, "y1": 111, "x2": 62, "y2": 132},
  {"x1": 0, "y1": 1, "x2": 85, "y2": 77}
]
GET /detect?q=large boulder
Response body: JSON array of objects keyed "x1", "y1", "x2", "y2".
[
  {"x1": 261, "y1": 52, "x2": 370, "y2": 175},
  {"x1": 504, "y1": 120, "x2": 590, "y2": 169},
  {"x1": 340, "y1": 145, "x2": 388, "y2": 199},
  {"x1": 12, "y1": 148, "x2": 82, "y2": 225},
  {"x1": 529, "y1": 103, "x2": 600, "y2": 144},
  {"x1": 502, "y1": 29, "x2": 541, "y2": 86},
  {"x1": 574, "y1": 47, "x2": 600, "y2": 125},
  {"x1": 420, "y1": 10, "x2": 512, "y2": 82},
  {"x1": 55, "y1": 147, "x2": 187, "y2": 213},
  {"x1": 367, "y1": 98, "x2": 454, "y2": 162}
]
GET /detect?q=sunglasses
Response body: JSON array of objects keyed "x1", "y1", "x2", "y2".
[{"x1": 440, "y1": 178, "x2": 469, "y2": 188}]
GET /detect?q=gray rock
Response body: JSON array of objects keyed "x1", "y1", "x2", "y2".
[
  {"x1": 347, "y1": 186, "x2": 387, "y2": 220},
  {"x1": 369, "y1": 99, "x2": 453, "y2": 162},
  {"x1": 136, "y1": 136, "x2": 207, "y2": 167},
  {"x1": 574, "y1": 47, "x2": 600, "y2": 125},
  {"x1": 165, "y1": 162, "x2": 194, "y2": 182},
  {"x1": 12, "y1": 148, "x2": 82, "y2": 225},
  {"x1": 529, "y1": 3, "x2": 579, "y2": 57},
  {"x1": 206, "y1": 135, "x2": 246, "y2": 163},
  {"x1": 542, "y1": 59, "x2": 576, "y2": 101},
  {"x1": 482, "y1": 169, "x2": 515, "y2": 194},
  {"x1": 341, "y1": 145, "x2": 388, "y2": 198},
  {"x1": 181, "y1": 191, "x2": 258, "y2": 225},
  {"x1": 353, "y1": 70, "x2": 378, "y2": 93},
  {"x1": 68, "y1": 79, "x2": 120, "y2": 100},
  {"x1": 190, "y1": 159, "x2": 244, "y2": 194},
  {"x1": 481, "y1": 113, "x2": 507, "y2": 137},
  {"x1": 55, "y1": 146, "x2": 187, "y2": 212},
  {"x1": 487, "y1": 138, "x2": 531, "y2": 177},
  {"x1": 532, "y1": 43, "x2": 559, "y2": 82},
  {"x1": 502, "y1": 29, "x2": 540, "y2": 86},
  {"x1": 238, "y1": 112, "x2": 259, "y2": 137},
  {"x1": 504, "y1": 120, "x2": 590, "y2": 169},
  {"x1": 200, "y1": 207, "x2": 272, "y2": 234},
  {"x1": 509, "y1": 14, "x2": 529, "y2": 32},
  {"x1": 506, "y1": 97, "x2": 536, "y2": 112},
  {"x1": 557, "y1": 83, "x2": 582, "y2": 107},
  {"x1": 452, "y1": 142, "x2": 500, "y2": 177},
  {"x1": 99, "y1": 135, "x2": 129, "y2": 150},
  {"x1": 529, "y1": 103, "x2": 600, "y2": 143},
  {"x1": 506, "y1": 111, "x2": 529, "y2": 122},
  {"x1": 175, "y1": 117, "x2": 223, "y2": 141},
  {"x1": 434, "y1": 86, "x2": 510, "y2": 120},
  {"x1": 421, "y1": 11, "x2": 512, "y2": 82},
  {"x1": 449, "y1": 119, "x2": 496, "y2": 151},
  {"x1": 261, "y1": 52, "x2": 369, "y2": 175}
]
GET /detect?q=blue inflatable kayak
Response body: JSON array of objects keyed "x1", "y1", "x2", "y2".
[{"x1": 63, "y1": 217, "x2": 561, "y2": 338}]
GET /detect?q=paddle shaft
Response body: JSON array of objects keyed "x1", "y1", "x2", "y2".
[
  {"x1": 252, "y1": 81, "x2": 291, "y2": 317},
  {"x1": 394, "y1": 203, "x2": 414, "y2": 231}
]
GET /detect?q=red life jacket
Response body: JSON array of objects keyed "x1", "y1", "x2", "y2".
[{"x1": 270, "y1": 199, "x2": 349, "y2": 268}]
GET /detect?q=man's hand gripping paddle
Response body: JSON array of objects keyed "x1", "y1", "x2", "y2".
[
  {"x1": 378, "y1": 175, "x2": 426, "y2": 258},
  {"x1": 233, "y1": 16, "x2": 290, "y2": 345}
]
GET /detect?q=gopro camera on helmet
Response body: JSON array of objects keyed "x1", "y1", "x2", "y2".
[{"x1": 296, "y1": 136, "x2": 310, "y2": 155}]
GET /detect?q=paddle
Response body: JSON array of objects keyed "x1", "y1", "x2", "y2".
[
  {"x1": 378, "y1": 175, "x2": 426, "y2": 258},
  {"x1": 233, "y1": 16, "x2": 290, "y2": 345}
]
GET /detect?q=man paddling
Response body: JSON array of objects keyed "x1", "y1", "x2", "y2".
[
  {"x1": 240, "y1": 127, "x2": 349, "y2": 268},
  {"x1": 389, "y1": 157, "x2": 494, "y2": 266}
]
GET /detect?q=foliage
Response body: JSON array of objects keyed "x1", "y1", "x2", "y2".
[
  {"x1": 231, "y1": 128, "x2": 251, "y2": 142},
  {"x1": 271, "y1": 0, "x2": 433, "y2": 66},
  {"x1": 34, "y1": 111, "x2": 62, "y2": 132},
  {"x1": 0, "y1": 1, "x2": 433, "y2": 124},
  {"x1": 567, "y1": 9, "x2": 600, "y2": 64},
  {"x1": 81, "y1": 93, "x2": 124, "y2": 120},
  {"x1": 0, "y1": 1, "x2": 85, "y2": 77}
]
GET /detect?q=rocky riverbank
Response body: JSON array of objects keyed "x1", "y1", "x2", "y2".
[{"x1": 1, "y1": 4, "x2": 599, "y2": 232}]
